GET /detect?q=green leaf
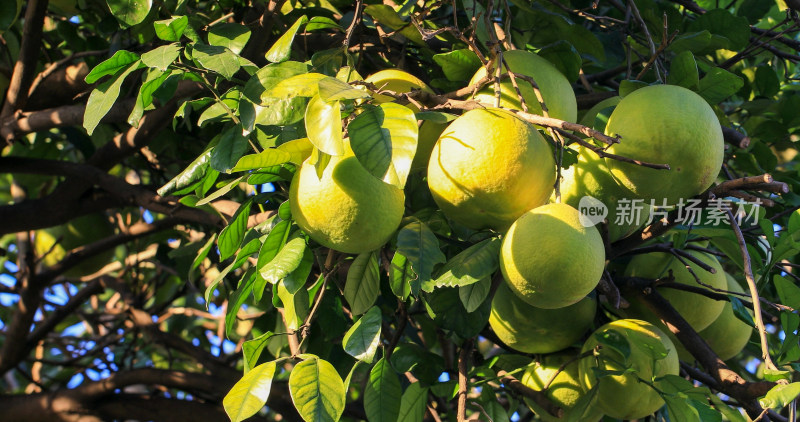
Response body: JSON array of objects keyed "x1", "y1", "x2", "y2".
[
  {"x1": 223, "y1": 361, "x2": 277, "y2": 422},
  {"x1": 390, "y1": 252, "x2": 415, "y2": 300},
  {"x1": 266, "y1": 15, "x2": 308, "y2": 63},
  {"x1": 232, "y1": 149, "x2": 292, "y2": 172},
  {"x1": 226, "y1": 268, "x2": 256, "y2": 334},
  {"x1": 424, "y1": 237, "x2": 501, "y2": 291},
  {"x1": 243, "y1": 332, "x2": 274, "y2": 372},
  {"x1": 141, "y1": 43, "x2": 181, "y2": 71},
  {"x1": 708, "y1": 394, "x2": 747, "y2": 422},
  {"x1": 458, "y1": 276, "x2": 491, "y2": 313},
  {"x1": 305, "y1": 94, "x2": 344, "y2": 156},
  {"x1": 204, "y1": 261, "x2": 234, "y2": 305},
  {"x1": 396, "y1": 220, "x2": 445, "y2": 286},
  {"x1": 688, "y1": 9, "x2": 750, "y2": 50},
  {"x1": 128, "y1": 68, "x2": 172, "y2": 126},
  {"x1": 754, "y1": 66, "x2": 780, "y2": 98},
  {"x1": 85, "y1": 50, "x2": 140, "y2": 83},
  {"x1": 433, "y1": 49, "x2": 482, "y2": 82},
  {"x1": 208, "y1": 23, "x2": 251, "y2": 55},
  {"x1": 189, "y1": 233, "x2": 217, "y2": 282},
  {"x1": 83, "y1": 61, "x2": 143, "y2": 135},
  {"x1": 397, "y1": 383, "x2": 428, "y2": 422},
  {"x1": 415, "y1": 111, "x2": 458, "y2": 124},
  {"x1": 427, "y1": 287, "x2": 491, "y2": 339},
  {"x1": 260, "y1": 237, "x2": 307, "y2": 285},
  {"x1": 158, "y1": 149, "x2": 212, "y2": 196},
  {"x1": 0, "y1": 0, "x2": 21, "y2": 35},
  {"x1": 242, "y1": 61, "x2": 310, "y2": 103},
  {"x1": 210, "y1": 126, "x2": 250, "y2": 173},
  {"x1": 348, "y1": 103, "x2": 418, "y2": 189},
  {"x1": 195, "y1": 175, "x2": 246, "y2": 206},
  {"x1": 594, "y1": 329, "x2": 631, "y2": 360},
  {"x1": 342, "y1": 306, "x2": 382, "y2": 363},
  {"x1": 106, "y1": 0, "x2": 152, "y2": 27},
  {"x1": 318, "y1": 76, "x2": 370, "y2": 101},
  {"x1": 283, "y1": 246, "x2": 314, "y2": 294},
  {"x1": 254, "y1": 220, "x2": 292, "y2": 300},
  {"x1": 364, "y1": 358, "x2": 402, "y2": 422},
  {"x1": 364, "y1": 5, "x2": 425, "y2": 46},
  {"x1": 774, "y1": 275, "x2": 800, "y2": 310},
  {"x1": 619, "y1": 80, "x2": 648, "y2": 97},
  {"x1": 668, "y1": 51, "x2": 699, "y2": 89},
  {"x1": 193, "y1": 44, "x2": 241, "y2": 80},
  {"x1": 344, "y1": 252, "x2": 381, "y2": 315},
  {"x1": 537, "y1": 41, "x2": 582, "y2": 83},
  {"x1": 697, "y1": 68, "x2": 743, "y2": 104},
  {"x1": 153, "y1": 16, "x2": 188, "y2": 42},
  {"x1": 763, "y1": 368, "x2": 793, "y2": 383},
  {"x1": 218, "y1": 199, "x2": 253, "y2": 261},
  {"x1": 264, "y1": 73, "x2": 327, "y2": 99},
  {"x1": 663, "y1": 396, "x2": 701, "y2": 422},
  {"x1": 289, "y1": 356, "x2": 346, "y2": 422},
  {"x1": 759, "y1": 382, "x2": 800, "y2": 409},
  {"x1": 729, "y1": 295, "x2": 756, "y2": 327},
  {"x1": 277, "y1": 279, "x2": 309, "y2": 331}
]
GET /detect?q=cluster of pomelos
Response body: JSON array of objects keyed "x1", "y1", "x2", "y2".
[{"x1": 287, "y1": 48, "x2": 756, "y2": 419}]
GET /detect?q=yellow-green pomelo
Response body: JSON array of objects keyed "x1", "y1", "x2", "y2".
[
  {"x1": 289, "y1": 144, "x2": 405, "y2": 254},
  {"x1": 468, "y1": 50, "x2": 577, "y2": 123},
  {"x1": 579, "y1": 319, "x2": 679, "y2": 420},
  {"x1": 427, "y1": 108, "x2": 555, "y2": 231},
  {"x1": 489, "y1": 282, "x2": 596, "y2": 354},
  {"x1": 500, "y1": 203, "x2": 604, "y2": 309},
  {"x1": 364, "y1": 69, "x2": 433, "y2": 110},
  {"x1": 364, "y1": 69, "x2": 447, "y2": 172},
  {"x1": 604, "y1": 84, "x2": 724, "y2": 204},
  {"x1": 34, "y1": 214, "x2": 115, "y2": 277},
  {"x1": 624, "y1": 250, "x2": 727, "y2": 331},
  {"x1": 521, "y1": 352, "x2": 604, "y2": 422},
  {"x1": 560, "y1": 146, "x2": 643, "y2": 242},
  {"x1": 696, "y1": 273, "x2": 753, "y2": 360}
]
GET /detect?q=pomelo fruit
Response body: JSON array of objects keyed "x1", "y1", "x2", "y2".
[
  {"x1": 427, "y1": 108, "x2": 555, "y2": 231},
  {"x1": 500, "y1": 203, "x2": 604, "y2": 309},
  {"x1": 521, "y1": 352, "x2": 604, "y2": 422}
]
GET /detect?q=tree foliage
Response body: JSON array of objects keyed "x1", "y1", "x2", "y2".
[{"x1": 1, "y1": 0, "x2": 800, "y2": 421}]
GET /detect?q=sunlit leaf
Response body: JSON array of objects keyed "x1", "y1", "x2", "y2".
[
  {"x1": 289, "y1": 356, "x2": 346, "y2": 422},
  {"x1": 223, "y1": 361, "x2": 277, "y2": 422},
  {"x1": 341, "y1": 306, "x2": 382, "y2": 363}
]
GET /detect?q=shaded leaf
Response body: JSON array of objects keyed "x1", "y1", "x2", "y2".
[
  {"x1": 277, "y1": 280, "x2": 309, "y2": 331},
  {"x1": 424, "y1": 237, "x2": 500, "y2": 291},
  {"x1": 396, "y1": 220, "x2": 445, "y2": 286},
  {"x1": 344, "y1": 252, "x2": 381, "y2": 315},
  {"x1": 390, "y1": 252, "x2": 415, "y2": 300},
  {"x1": 364, "y1": 358, "x2": 402, "y2": 422},
  {"x1": 260, "y1": 237, "x2": 307, "y2": 284},
  {"x1": 458, "y1": 276, "x2": 491, "y2": 313},
  {"x1": 158, "y1": 149, "x2": 212, "y2": 196},
  {"x1": 668, "y1": 50, "x2": 699, "y2": 89},
  {"x1": 83, "y1": 61, "x2": 143, "y2": 135},
  {"x1": 209, "y1": 23, "x2": 251, "y2": 55},
  {"x1": 210, "y1": 126, "x2": 250, "y2": 173},
  {"x1": 243, "y1": 333, "x2": 275, "y2": 372},
  {"x1": 433, "y1": 49, "x2": 482, "y2": 82},
  {"x1": 193, "y1": 44, "x2": 241, "y2": 80},
  {"x1": 153, "y1": 16, "x2": 188, "y2": 42},
  {"x1": 697, "y1": 68, "x2": 743, "y2": 104},
  {"x1": 85, "y1": 50, "x2": 140, "y2": 83},
  {"x1": 141, "y1": 43, "x2": 181, "y2": 71},
  {"x1": 107, "y1": 0, "x2": 151, "y2": 27},
  {"x1": 218, "y1": 199, "x2": 253, "y2": 261},
  {"x1": 397, "y1": 383, "x2": 428, "y2": 422}
]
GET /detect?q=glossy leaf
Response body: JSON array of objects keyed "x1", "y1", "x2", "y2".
[
  {"x1": 193, "y1": 44, "x2": 241, "y2": 80},
  {"x1": 342, "y1": 306, "x2": 382, "y2": 363},
  {"x1": 231, "y1": 149, "x2": 292, "y2": 172},
  {"x1": 106, "y1": 0, "x2": 151, "y2": 27},
  {"x1": 266, "y1": 15, "x2": 308, "y2": 63},
  {"x1": 242, "y1": 61, "x2": 310, "y2": 103},
  {"x1": 348, "y1": 103, "x2": 418, "y2": 188},
  {"x1": 396, "y1": 221, "x2": 445, "y2": 286},
  {"x1": 697, "y1": 68, "x2": 743, "y2": 104},
  {"x1": 364, "y1": 358, "x2": 402, "y2": 422},
  {"x1": 344, "y1": 252, "x2": 380, "y2": 315},
  {"x1": 668, "y1": 51, "x2": 699, "y2": 89},
  {"x1": 390, "y1": 252, "x2": 415, "y2": 300},
  {"x1": 128, "y1": 68, "x2": 171, "y2": 126},
  {"x1": 83, "y1": 61, "x2": 143, "y2": 135},
  {"x1": 289, "y1": 356, "x2": 346, "y2": 422},
  {"x1": 141, "y1": 43, "x2": 181, "y2": 71},
  {"x1": 209, "y1": 23, "x2": 251, "y2": 55},
  {"x1": 424, "y1": 237, "x2": 501, "y2": 292},
  {"x1": 158, "y1": 149, "x2": 212, "y2": 196},
  {"x1": 210, "y1": 126, "x2": 250, "y2": 173},
  {"x1": 218, "y1": 199, "x2": 253, "y2": 261},
  {"x1": 243, "y1": 332, "x2": 274, "y2": 372},
  {"x1": 260, "y1": 237, "x2": 307, "y2": 284},
  {"x1": 759, "y1": 382, "x2": 800, "y2": 409},
  {"x1": 433, "y1": 49, "x2": 482, "y2": 82},
  {"x1": 195, "y1": 175, "x2": 245, "y2": 206},
  {"x1": 223, "y1": 361, "x2": 277, "y2": 422},
  {"x1": 225, "y1": 268, "x2": 256, "y2": 334},
  {"x1": 277, "y1": 280, "x2": 309, "y2": 331},
  {"x1": 153, "y1": 16, "x2": 188, "y2": 42},
  {"x1": 85, "y1": 50, "x2": 140, "y2": 83},
  {"x1": 305, "y1": 95, "x2": 344, "y2": 156}
]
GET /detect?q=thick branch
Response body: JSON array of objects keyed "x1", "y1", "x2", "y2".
[{"x1": 0, "y1": 0, "x2": 49, "y2": 119}]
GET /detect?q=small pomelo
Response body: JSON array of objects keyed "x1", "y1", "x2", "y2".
[
  {"x1": 624, "y1": 250, "x2": 727, "y2": 332},
  {"x1": 695, "y1": 273, "x2": 753, "y2": 360},
  {"x1": 289, "y1": 143, "x2": 405, "y2": 254},
  {"x1": 427, "y1": 108, "x2": 555, "y2": 231},
  {"x1": 521, "y1": 352, "x2": 604, "y2": 422},
  {"x1": 489, "y1": 282, "x2": 596, "y2": 354},
  {"x1": 468, "y1": 50, "x2": 577, "y2": 123},
  {"x1": 500, "y1": 203, "x2": 604, "y2": 309},
  {"x1": 579, "y1": 319, "x2": 679, "y2": 420}
]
